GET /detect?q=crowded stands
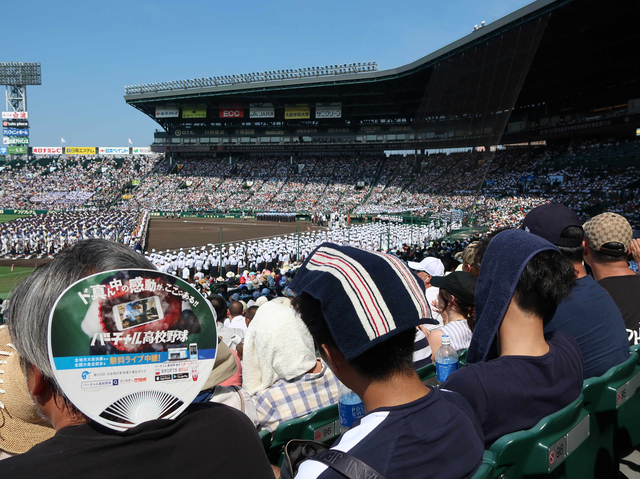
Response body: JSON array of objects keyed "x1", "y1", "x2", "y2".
[{"x1": 0, "y1": 139, "x2": 639, "y2": 478}]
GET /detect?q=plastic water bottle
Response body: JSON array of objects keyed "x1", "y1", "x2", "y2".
[
  {"x1": 435, "y1": 335, "x2": 458, "y2": 386},
  {"x1": 338, "y1": 385, "x2": 365, "y2": 433}
]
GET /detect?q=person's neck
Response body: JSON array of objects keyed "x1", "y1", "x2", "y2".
[
  {"x1": 356, "y1": 372, "x2": 429, "y2": 412},
  {"x1": 589, "y1": 260, "x2": 635, "y2": 281},
  {"x1": 445, "y1": 310, "x2": 466, "y2": 324},
  {"x1": 572, "y1": 261, "x2": 587, "y2": 279},
  {"x1": 498, "y1": 300, "x2": 550, "y2": 357},
  {"x1": 53, "y1": 414, "x2": 89, "y2": 431},
  {"x1": 306, "y1": 359, "x2": 322, "y2": 375}
]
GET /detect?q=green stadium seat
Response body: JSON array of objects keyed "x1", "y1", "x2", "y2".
[
  {"x1": 258, "y1": 429, "x2": 272, "y2": 452},
  {"x1": 616, "y1": 346, "x2": 640, "y2": 452},
  {"x1": 458, "y1": 348, "x2": 468, "y2": 365},
  {"x1": 489, "y1": 394, "x2": 590, "y2": 478},
  {"x1": 470, "y1": 451, "x2": 497, "y2": 479},
  {"x1": 268, "y1": 403, "x2": 340, "y2": 465},
  {"x1": 574, "y1": 351, "x2": 639, "y2": 478},
  {"x1": 416, "y1": 363, "x2": 437, "y2": 386}
]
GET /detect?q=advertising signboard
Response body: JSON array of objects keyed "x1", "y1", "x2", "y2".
[
  {"x1": 285, "y1": 105, "x2": 310, "y2": 119},
  {"x1": 182, "y1": 107, "x2": 207, "y2": 118},
  {"x1": 3, "y1": 137, "x2": 29, "y2": 145},
  {"x1": 2, "y1": 119, "x2": 29, "y2": 128},
  {"x1": 32, "y1": 147, "x2": 63, "y2": 155},
  {"x1": 65, "y1": 147, "x2": 97, "y2": 155},
  {"x1": 315, "y1": 103, "x2": 342, "y2": 119},
  {"x1": 155, "y1": 106, "x2": 179, "y2": 118},
  {"x1": 2, "y1": 111, "x2": 29, "y2": 119},
  {"x1": 132, "y1": 147, "x2": 151, "y2": 154},
  {"x1": 0, "y1": 147, "x2": 7, "y2": 155},
  {"x1": 7, "y1": 146, "x2": 27, "y2": 154},
  {"x1": 3, "y1": 128, "x2": 29, "y2": 136},
  {"x1": 249, "y1": 104, "x2": 275, "y2": 118},
  {"x1": 219, "y1": 105, "x2": 244, "y2": 118},
  {"x1": 99, "y1": 147, "x2": 129, "y2": 155}
]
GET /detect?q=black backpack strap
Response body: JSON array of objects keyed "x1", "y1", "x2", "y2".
[{"x1": 309, "y1": 449, "x2": 386, "y2": 479}]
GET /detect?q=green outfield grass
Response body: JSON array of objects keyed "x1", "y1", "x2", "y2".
[
  {"x1": 0, "y1": 266, "x2": 35, "y2": 299},
  {"x1": 0, "y1": 214, "x2": 29, "y2": 224}
]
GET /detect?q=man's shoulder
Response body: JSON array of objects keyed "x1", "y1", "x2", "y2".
[
  {"x1": 295, "y1": 391, "x2": 483, "y2": 479},
  {"x1": 598, "y1": 273, "x2": 640, "y2": 289},
  {"x1": 1, "y1": 403, "x2": 257, "y2": 474}
]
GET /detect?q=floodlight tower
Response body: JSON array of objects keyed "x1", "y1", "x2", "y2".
[{"x1": 0, "y1": 62, "x2": 41, "y2": 113}]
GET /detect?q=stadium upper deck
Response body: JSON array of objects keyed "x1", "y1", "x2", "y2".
[{"x1": 124, "y1": 0, "x2": 640, "y2": 154}]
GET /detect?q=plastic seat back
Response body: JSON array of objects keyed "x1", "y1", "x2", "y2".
[
  {"x1": 617, "y1": 347, "x2": 640, "y2": 450},
  {"x1": 470, "y1": 450, "x2": 497, "y2": 479},
  {"x1": 268, "y1": 403, "x2": 340, "y2": 464},
  {"x1": 581, "y1": 351, "x2": 638, "y2": 413},
  {"x1": 258, "y1": 429, "x2": 272, "y2": 452},
  {"x1": 458, "y1": 348, "x2": 468, "y2": 365},
  {"x1": 573, "y1": 352, "x2": 639, "y2": 477},
  {"x1": 416, "y1": 363, "x2": 436, "y2": 386},
  {"x1": 490, "y1": 395, "x2": 590, "y2": 478}
]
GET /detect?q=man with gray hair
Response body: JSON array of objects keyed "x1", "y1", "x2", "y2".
[{"x1": 2, "y1": 239, "x2": 274, "y2": 478}]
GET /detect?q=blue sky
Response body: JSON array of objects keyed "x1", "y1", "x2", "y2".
[{"x1": 3, "y1": 0, "x2": 531, "y2": 147}]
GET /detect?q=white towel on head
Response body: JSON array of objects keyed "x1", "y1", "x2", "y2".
[{"x1": 243, "y1": 301, "x2": 317, "y2": 395}]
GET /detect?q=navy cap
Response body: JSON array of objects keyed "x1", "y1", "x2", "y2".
[
  {"x1": 290, "y1": 242, "x2": 436, "y2": 360},
  {"x1": 521, "y1": 204, "x2": 582, "y2": 247}
]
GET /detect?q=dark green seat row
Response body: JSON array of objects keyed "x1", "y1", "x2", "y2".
[{"x1": 259, "y1": 347, "x2": 640, "y2": 477}]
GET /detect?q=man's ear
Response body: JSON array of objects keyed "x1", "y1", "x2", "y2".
[
  {"x1": 320, "y1": 343, "x2": 346, "y2": 374},
  {"x1": 27, "y1": 365, "x2": 49, "y2": 397}
]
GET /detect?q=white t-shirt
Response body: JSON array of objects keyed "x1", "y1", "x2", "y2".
[{"x1": 224, "y1": 315, "x2": 248, "y2": 332}]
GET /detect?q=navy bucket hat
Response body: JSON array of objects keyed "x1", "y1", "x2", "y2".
[{"x1": 290, "y1": 242, "x2": 436, "y2": 360}]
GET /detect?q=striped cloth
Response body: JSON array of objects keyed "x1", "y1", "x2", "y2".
[
  {"x1": 413, "y1": 329, "x2": 431, "y2": 369},
  {"x1": 252, "y1": 362, "x2": 341, "y2": 434},
  {"x1": 440, "y1": 320, "x2": 473, "y2": 352}
]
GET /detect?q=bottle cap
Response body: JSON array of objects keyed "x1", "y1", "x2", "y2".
[{"x1": 441, "y1": 334, "x2": 451, "y2": 345}]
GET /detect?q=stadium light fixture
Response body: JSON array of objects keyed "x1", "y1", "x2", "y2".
[{"x1": 124, "y1": 60, "x2": 378, "y2": 94}]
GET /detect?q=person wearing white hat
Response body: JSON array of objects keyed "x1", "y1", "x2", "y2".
[{"x1": 407, "y1": 257, "x2": 445, "y2": 327}]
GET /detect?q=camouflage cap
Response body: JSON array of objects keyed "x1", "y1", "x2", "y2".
[
  {"x1": 462, "y1": 241, "x2": 480, "y2": 268},
  {"x1": 583, "y1": 212, "x2": 632, "y2": 256}
]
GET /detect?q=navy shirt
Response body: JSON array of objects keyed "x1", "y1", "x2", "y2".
[
  {"x1": 444, "y1": 332, "x2": 584, "y2": 448},
  {"x1": 295, "y1": 387, "x2": 484, "y2": 479},
  {"x1": 545, "y1": 275, "x2": 629, "y2": 378}
]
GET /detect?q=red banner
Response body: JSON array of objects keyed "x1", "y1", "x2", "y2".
[
  {"x1": 32, "y1": 147, "x2": 63, "y2": 154},
  {"x1": 219, "y1": 106, "x2": 244, "y2": 118}
]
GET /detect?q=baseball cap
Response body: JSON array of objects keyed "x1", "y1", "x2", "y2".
[
  {"x1": 290, "y1": 243, "x2": 437, "y2": 360},
  {"x1": 407, "y1": 257, "x2": 445, "y2": 276},
  {"x1": 521, "y1": 204, "x2": 582, "y2": 247},
  {"x1": 583, "y1": 212, "x2": 632, "y2": 256},
  {"x1": 462, "y1": 242, "x2": 481, "y2": 268},
  {"x1": 430, "y1": 271, "x2": 477, "y2": 305}
]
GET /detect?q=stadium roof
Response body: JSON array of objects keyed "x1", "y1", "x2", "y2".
[{"x1": 125, "y1": 0, "x2": 640, "y2": 150}]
